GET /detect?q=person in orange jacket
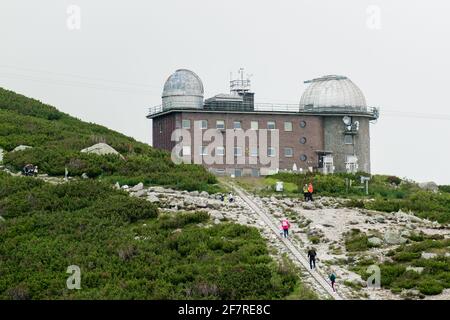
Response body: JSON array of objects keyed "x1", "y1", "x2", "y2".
[{"x1": 308, "y1": 182, "x2": 314, "y2": 201}]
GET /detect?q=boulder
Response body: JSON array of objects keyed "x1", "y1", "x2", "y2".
[
  {"x1": 12, "y1": 145, "x2": 32, "y2": 152},
  {"x1": 147, "y1": 194, "x2": 159, "y2": 203},
  {"x1": 81, "y1": 173, "x2": 89, "y2": 179},
  {"x1": 384, "y1": 230, "x2": 407, "y2": 245},
  {"x1": 130, "y1": 182, "x2": 144, "y2": 192},
  {"x1": 368, "y1": 237, "x2": 383, "y2": 247},
  {"x1": 209, "y1": 210, "x2": 224, "y2": 220},
  {"x1": 418, "y1": 181, "x2": 439, "y2": 193},
  {"x1": 406, "y1": 266, "x2": 424, "y2": 274},
  {"x1": 121, "y1": 185, "x2": 129, "y2": 190},
  {"x1": 200, "y1": 191, "x2": 209, "y2": 198},
  {"x1": 421, "y1": 252, "x2": 437, "y2": 260},
  {"x1": 131, "y1": 189, "x2": 147, "y2": 198},
  {"x1": 80, "y1": 143, "x2": 123, "y2": 158},
  {"x1": 114, "y1": 182, "x2": 121, "y2": 190},
  {"x1": 0, "y1": 147, "x2": 4, "y2": 163},
  {"x1": 190, "y1": 191, "x2": 200, "y2": 197},
  {"x1": 302, "y1": 202, "x2": 316, "y2": 210}
]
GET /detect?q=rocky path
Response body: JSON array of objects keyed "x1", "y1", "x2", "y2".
[{"x1": 227, "y1": 182, "x2": 343, "y2": 300}]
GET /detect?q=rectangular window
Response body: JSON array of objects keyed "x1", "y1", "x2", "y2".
[
  {"x1": 284, "y1": 147, "x2": 293, "y2": 157},
  {"x1": 250, "y1": 147, "x2": 258, "y2": 157},
  {"x1": 284, "y1": 121, "x2": 293, "y2": 132},
  {"x1": 199, "y1": 120, "x2": 208, "y2": 129},
  {"x1": 199, "y1": 146, "x2": 208, "y2": 156},
  {"x1": 268, "y1": 147, "x2": 276, "y2": 157},
  {"x1": 216, "y1": 120, "x2": 225, "y2": 129},
  {"x1": 233, "y1": 121, "x2": 242, "y2": 129},
  {"x1": 344, "y1": 135, "x2": 353, "y2": 145},
  {"x1": 182, "y1": 146, "x2": 191, "y2": 156},
  {"x1": 234, "y1": 147, "x2": 243, "y2": 157},
  {"x1": 251, "y1": 121, "x2": 259, "y2": 130},
  {"x1": 251, "y1": 168, "x2": 260, "y2": 177},
  {"x1": 216, "y1": 146, "x2": 225, "y2": 156},
  {"x1": 234, "y1": 169, "x2": 242, "y2": 177},
  {"x1": 182, "y1": 119, "x2": 191, "y2": 129},
  {"x1": 267, "y1": 121, "x2": 276, "y2": 130}
]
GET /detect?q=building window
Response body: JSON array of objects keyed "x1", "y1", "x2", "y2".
[
  {"x1": 344, "y1": 135, "x2": 353, "y2": 145},
  {"x1": 251, "y1": 168, "x2": 260, "y2": 177},
  {"x1": 216, "y1": 168, "x2": 226, "y2": 175},
  {"x1": 284, "y1": 147, "x2": 293, "y2": 157},
  {"x1": 199, "y1": 120, "x2": 208, "y2": 129},
  {"x1": 267, "y1": 121, "x2": 276, "y2": 130},
  {"x1": 284, "y1": 121, "x2": 293, "y2": 132},
  {"x1": 268, "y1": 147, "x2": 276, "y2": 157},
  {"x1": 300, "y1": 137, "x2": 307, "y2": 144},
  {"x1": 234, "y1": 169, "x2": 242, "y2": 177},
  {"x1": 300, "y1": 120, "x2": 306, "y2": 128},
  {"x1": 159, "y1": 123, "x2": 162, "y2": 134},
  {"x1": 300, "y1": 154, "x2": 307, "y2": 162},
  {"x1": 182, "y1": 119, "x2": 191, "y2": 129},
  {"x1": 199, "y1": 146, "x2": 208, "y2": 156},
  {"x1": 250, "y1": 147, "x2": 258, "y2": 157},
  {"x1": 216, "y1": 146, "x2": 225, "y2": 156},
  {"x1": 234, "y1": 147, "x2": 243, "y2": 157},
  {"x1": 182, "y1": 146, "x2": 191, "y2": 156},
  {"x1": 216, "y1": 120, "x2": 225, "y2": 130},
  {"x1": 251, "y1": 121, "x2": 259, "y2": 130},
  {"x1": 233, "y1": 121, "x2": 242, "y2": 129}
]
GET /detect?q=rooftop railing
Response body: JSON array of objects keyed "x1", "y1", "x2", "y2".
[{"x1": 148, "y1": 102, "x2": 379, "y2": 119}]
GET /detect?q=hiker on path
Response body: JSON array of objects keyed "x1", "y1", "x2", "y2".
[
  {"x1": 228, "y1": 192, "x2": 234, "y2": 203},
  {"x1": 329, "y1": 271, "x2": 337, "y2": 292},
  {"x1": 308, "y1": 182, "x2": 314, "y2": 201},
  {"x1": 281, "y1": 218, "x2": 290, "y2": 238},
  {"x1": 307, "y1": 247, "x2": 317, "y2": 270},
  {"x1": 303, "y1": 184, "x2": 309, "y2": 201}
]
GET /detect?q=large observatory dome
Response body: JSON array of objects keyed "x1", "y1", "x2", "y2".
[
  {"x1": 300, "y1": 75, "x2": 367, "y2": 110},
  {"x1": 162, "y1": 69, "x2": 204, "y2": 110}
]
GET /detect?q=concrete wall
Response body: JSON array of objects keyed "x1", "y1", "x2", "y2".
[{"x1": 323, "y1": 116, "x2": 371, "y2": 173}]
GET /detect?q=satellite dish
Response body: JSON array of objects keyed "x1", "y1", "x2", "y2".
[{"x1": 343, "y1": 116, "x2": 351, "y2": 125}]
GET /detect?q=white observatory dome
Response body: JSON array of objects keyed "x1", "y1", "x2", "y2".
[
  {"x1": 162, "y1": 69, "x2": 204, "y2": 110},
  {"x1": 300, "y1": 75, "x2": 366, "y2": 110}
]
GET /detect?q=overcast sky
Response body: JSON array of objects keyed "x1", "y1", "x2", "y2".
[{"x1": 1, "y1": 0, "x2": 449, "y2": 184}]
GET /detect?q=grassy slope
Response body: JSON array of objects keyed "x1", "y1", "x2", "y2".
[
  {"x1": 0, "y1": 87, "x2": 219, "y2": 192},
  {"x1": 0, "y1": 172, "x2": 317, "y2": 299}
]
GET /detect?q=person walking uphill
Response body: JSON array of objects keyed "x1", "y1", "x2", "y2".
[
  {"x1": 281, "y1": 218, "x2": 290, "y2": 238},
  {"x1": 308, "y1": 182, "x2": 314, "y2": 201},
  {"x1": 329, "y1": 272, "x2": 337, "y2": 292},
  {"x1": 307, "y1": 247, "x2": 317, "y2": 270}
]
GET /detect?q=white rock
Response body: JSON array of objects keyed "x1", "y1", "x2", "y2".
[
  {"x1": 121, "y1": 185, "x2": 129, "y2": 190},
  {"x1": 406, "y1": 266, "x2": 424, "y2": 274},
  {"x1": 418, "y1": 181, "x2": 439, "y2": 193},
  {"x1": 80, "y1": 143, "x2": 123, "y2": 158},
  {"x1": 368, "y1": 237, "x2": 383, "y2": 246},
  {"x1": 200, "y1": 191, "x2": 209, "y2": 198},
  {"x1": 384, "y1": 230, "x2": 407, "y2": 245},
  {"x1": 147, "y1": 194, "x2": 159, "y2": 203},
  {"x1": 421, "y1": 252, "x2": 437, "y2": 259},
  {"x1": 131, "y1": 189, "x2": 147, "y2": 198},
  {"x1": 114, "y1": 182, "x2": 121, "y2": 190},
  {"x1": 0, "y1": 147, "x2": 4, "y2": 163},
  {"x1": 130, "y1": 182, "x2": 144, "y2": 192},
  {"x1": 12, "y1": 145, "x2": 33, "y2": 152}
]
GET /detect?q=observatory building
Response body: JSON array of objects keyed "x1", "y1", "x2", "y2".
[{"x1": 147, "y1": 69, "x2": 379, "y2": 177}]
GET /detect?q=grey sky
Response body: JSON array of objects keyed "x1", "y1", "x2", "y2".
[{"x1": 1, "y1": 0, "x2": 449, "y2": 184}]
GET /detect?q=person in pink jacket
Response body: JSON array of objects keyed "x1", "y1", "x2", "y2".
[{"x1": 281, "y1": 219, "x2": 290, "y2": 238}]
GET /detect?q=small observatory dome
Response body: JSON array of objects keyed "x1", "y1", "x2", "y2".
[
  {"x1": 300, "y1": 75, "x2": 367, "y2": 110},
  {"x1": 162, "y1": 69, "x2": 204, "y2": 110}
]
